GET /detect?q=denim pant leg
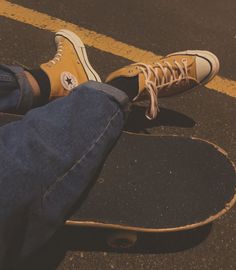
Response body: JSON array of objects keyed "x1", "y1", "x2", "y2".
[{"x1": 0, "y1": 81, "x2": 128, "y2": 268}]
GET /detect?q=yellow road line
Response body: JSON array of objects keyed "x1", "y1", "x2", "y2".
[
  {"x1": 0, "y1": 0, "x2": 236, "y2": 98},
  {"x1": 0, "y1": 0, "x2": 159, "y2": 63}
]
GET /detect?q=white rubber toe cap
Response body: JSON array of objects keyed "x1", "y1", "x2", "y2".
[
  {"x1": 167, "y1": 50, "x2": 220, "y2": 84},
  {"x1": 194, "y1": 50, "x2": 220, "y2": 84},
  {"x1": 196, "y1": 57, "x2": 212, "y2": 83}
]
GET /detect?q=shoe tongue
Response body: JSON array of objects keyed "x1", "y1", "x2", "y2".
[{"x1": 108, "y1": 76, "x2": 139, "y2": 100}]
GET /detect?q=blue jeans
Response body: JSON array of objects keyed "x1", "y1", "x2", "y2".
[{"x1": 0, "y1": 66, "x2": 129, "y2": 269}]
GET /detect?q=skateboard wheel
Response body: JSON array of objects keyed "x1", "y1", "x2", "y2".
[{"x1": 107, "y1": 230, "x2": 137, "y2": 248}]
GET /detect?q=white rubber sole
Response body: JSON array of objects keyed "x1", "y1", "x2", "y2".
[
  {"x1": 167, "y1": 50, "x2": 220, "y2": 85},
  {"x1": 56, "y1": 29, "x2": 101, "y2": 82}
]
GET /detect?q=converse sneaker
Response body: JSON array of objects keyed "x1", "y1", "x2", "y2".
[
  {"x1": 41, "y1": 29, "x2": 101, "y2": 99},
  {"x1": 106, "y1": 50, "x2": 219, "y2": 119}
]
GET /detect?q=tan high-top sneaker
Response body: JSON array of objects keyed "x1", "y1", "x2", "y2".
[
  {"x1": 106, "y1": 50, "x2": 219, "y2": 119},
  {"x1": 41, "y1": 29, "x2": 101, "y2": 99}
]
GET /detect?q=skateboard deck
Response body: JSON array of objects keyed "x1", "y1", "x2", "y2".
[
  {"x1": 66, "y1": 132, "x2": 236, "y2": 239},
  {"x1": 0, "y1": 113, "x2": 236, "y2": 247}
]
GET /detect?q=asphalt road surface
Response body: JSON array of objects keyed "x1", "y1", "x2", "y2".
[{"x1": 0, "y1": 0, "x2": 236, "y2": 269}]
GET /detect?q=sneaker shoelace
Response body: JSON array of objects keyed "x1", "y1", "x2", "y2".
[
  {"x1": 48, "y1": 41, "x2": 63, "y2": 66},
  {"x1": 132, "y1": 58, "x2": 189, "y2": 119}
]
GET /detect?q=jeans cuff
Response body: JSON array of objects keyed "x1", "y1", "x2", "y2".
[
  {"x1": 0, "y1": 65, "x2": 34, "y2": 113},
  {"x1": 81, "y1": 81, "x2": 129, "y2": 109}
]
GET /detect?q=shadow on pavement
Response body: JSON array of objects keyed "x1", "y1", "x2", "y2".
[
  {"x1": 21, "y1": 224, "x2": 211, "y2": 270},
  {"x1": 124, "y1": 105, "x2": 195, "y2": 134},
  {"x1": 0, "y1": 105, "x2": 196, "y2": 134}
]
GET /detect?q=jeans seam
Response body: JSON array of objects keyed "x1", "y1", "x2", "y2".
[{"x1": 42, "y1": 108, "x2": 122, "y2": 201}]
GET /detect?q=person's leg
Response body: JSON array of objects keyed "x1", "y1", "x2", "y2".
[
  {"x1": 0, "y1": 29, "x2": 220, "y2": 269},
  {"x1": 0, "y1": 30, "x2": 126, "y2": 269},
  {"x1": 0, "y1": 80, "x2": 128, "y2": 268}
]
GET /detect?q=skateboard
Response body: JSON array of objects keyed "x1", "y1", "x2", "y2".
[
  {"x1": 0, "y1": 114, "x2": 236, "y2": 248},
  {"x1": 66, "y1": 132, "x2": 236, "y2": 248}
]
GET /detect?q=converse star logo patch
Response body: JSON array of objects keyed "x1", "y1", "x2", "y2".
[{"x1": 61, "y1": 71, "x2": 78, "y2": 91}]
